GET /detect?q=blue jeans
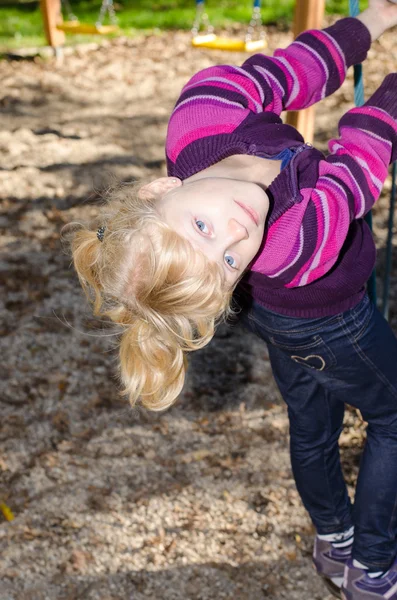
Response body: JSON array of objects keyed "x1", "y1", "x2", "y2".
[{"x1": 239, "y1": 293, "x2": 397, "y2": 570}]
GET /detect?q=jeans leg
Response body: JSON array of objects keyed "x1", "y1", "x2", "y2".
[
  {"x1": 337, "y1": 303, "x2": 397, "y2": 571},
  {"x1": 241, "y1": 293, "x2": 397, "y2": 569},
  {"x1": 267, "y1": 342, "x2": 352, "y2": 534}
]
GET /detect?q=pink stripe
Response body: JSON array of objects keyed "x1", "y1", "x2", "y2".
[
  {"x1": 286, "y1": 54, "x2": 311, "y2": 109},
  {"x1": 267, "y1": 55, "x2": 294, "y2": 104},
  {"x1": 167, "y1": 101, "x2": 247, "y2": 162},
  {"x1": 319, "y1": 181, "x2": 350, "y2": 252},
  {"x1": 274, "y1": 46, "x2": 325, "y2": 110},
  {"x1": 184, "y1": 80, "x2": 240, "y2": 96},
  {"x1": 310, "y1": 30, "x2": 345, "y2": 82},
  {"x1": 350, "y1": 107, "x2": 397, "y2": 132},
  {"x1": 252, "y1": 65, "x2": 284, "y2": 114},
  {"x1": 186, "y1": 66, "x2": 262, "y2": 104},
  {"x1": 330, "y1": 135, "x2": 389, "y2": 198},
  {"x1": 316, "y1": 182, "x2": 349, "y2": 258},
  {"x1": 293, "y1": 193, "x2": 326, "y2": 286},
  {"x1": 167, "y1": 120, "x2": 244, "y2": 163},
  {"x1": 185, "y1": 78, "x2": 246, "y2": 98},
  {"x1": 319, "y1": 156, "x2": 364, "y2": 216},
  {"x1": 339, "y1": 127, "x2": 393, "y2": 168},
  {"x1": 286, "y1": 184, "x2": 350, "y2": 287},
  {"x1": 181, "y1": 78, "x2": 259, "y2": 114},
  {"x1": 251, "y1": 197, "x2": 310, "y2": 274}
]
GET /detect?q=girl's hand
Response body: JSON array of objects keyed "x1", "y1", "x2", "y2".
[{"x1": 357, "y1": 0, "x2": 397, "y2": 40}]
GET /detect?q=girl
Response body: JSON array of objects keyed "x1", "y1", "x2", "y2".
[{"x1": 68, "y1": 1, "x2": 397, "y2": 598}]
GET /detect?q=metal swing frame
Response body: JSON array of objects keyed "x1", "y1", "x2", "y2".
[{"x1": 191, "y1": 0, "x2": 267, "y2": 52}]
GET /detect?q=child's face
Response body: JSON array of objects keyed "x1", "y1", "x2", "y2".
[{"x1": 156, "y1": 177, "x2": 269, "y2": 286}]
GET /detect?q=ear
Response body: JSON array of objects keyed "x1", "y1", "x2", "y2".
[{"x1": 138, "y1": 177, "x2": 182, "y2": 200}]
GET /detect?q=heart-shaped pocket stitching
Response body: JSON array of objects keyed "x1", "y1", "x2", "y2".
[{"x1": 290, "y1": 354, "x2": 326, "y2": 371}]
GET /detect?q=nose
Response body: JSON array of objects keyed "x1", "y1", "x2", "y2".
[{"x1": 227, "y1": 218, "x2": 249, "y2": 243}]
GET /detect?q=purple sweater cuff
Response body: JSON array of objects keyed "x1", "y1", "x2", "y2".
[
  {"x1": 365, "y1": 74, "x2": 397, "y2": 163},
  {"x1": 323, "y1": 17, "x2": 371, "y2": 69},
  {"x1": 365, "y1": 74, "x2": 397, "y2": 120}
]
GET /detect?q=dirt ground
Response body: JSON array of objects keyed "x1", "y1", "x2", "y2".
[{"x1": 0, "y1": 24, "x2": 396, "y2": 600}]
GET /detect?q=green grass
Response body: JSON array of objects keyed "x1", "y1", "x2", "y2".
[{"x1": 0, "y1": 0, "x2": 370, "y2": 50}]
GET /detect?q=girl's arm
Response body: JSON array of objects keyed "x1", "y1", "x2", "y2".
[
  {"x1": 256, "y1": 0, "x2": 397, "y2": 113},
  {"x1": 252, "y1": 74, "x2": 397, "y2": 287},
  {"x1": 357, "y1": 0, "x2": 397, "y2": 42},
  {"x1": 243, "y1": 17, "x2": 371, "y2": 114},
  {"x1": 167, "y1": 17, "x2": 370, "y2": 163}
]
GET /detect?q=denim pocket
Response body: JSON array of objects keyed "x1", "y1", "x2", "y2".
[{"x1": 268, "y1": 334, "x2": 337, "y2": 372}]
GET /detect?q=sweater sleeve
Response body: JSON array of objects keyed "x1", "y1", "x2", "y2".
[
  {"x1": 251, "y1": 74, "x2": 397, "y2": 287},
  {"x1": 243, "y1": 17, "x2": 371, "y2": 112},
  {"x1": 166, "y1": 18, "x2": 370, "y2": 164}
]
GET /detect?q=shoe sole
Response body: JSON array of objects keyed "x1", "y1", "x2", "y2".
[{"x1": 322, "y1": 576, "x2": 342, "y2": 599}]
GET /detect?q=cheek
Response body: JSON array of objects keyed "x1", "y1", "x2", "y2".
[
  {"x1": 244, "y1": 234, "x2": 264, "y2": 268},
  {"x1": 253, "y1": 229, "x2": 264, "y2": 253}
]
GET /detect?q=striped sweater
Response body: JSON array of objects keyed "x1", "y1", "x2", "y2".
[{"x1": 166, "y1": 18, "x2": 397, "y2": 317}]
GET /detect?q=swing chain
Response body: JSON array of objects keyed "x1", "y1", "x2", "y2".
[
  {"x1": 96, "y1": 0, "x2": 118, "y2": 28},
  {"x1": 191, "y1": 1, "x2": 214, "y2": 37},
  {"x1": 245, "y1": 4, "x2": 265, "y2": 43},
  {"x1": 61, "y1": 0, "x2": 78, "y2": 22},
  {"x1": 61, "y1": 0, "x2": 118, "y2": 28}
]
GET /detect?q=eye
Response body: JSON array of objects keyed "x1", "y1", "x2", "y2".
[
  {"x1": 224, "y1": 253, "x2": 238, "y2": 270},
  {"x1": 195, "y1": 219, "x2": 210, "y2": 234}
]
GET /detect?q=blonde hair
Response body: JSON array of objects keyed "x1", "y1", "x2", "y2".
[{"x1": 65, "y1": 183, "x2": 235, "y2": 411}]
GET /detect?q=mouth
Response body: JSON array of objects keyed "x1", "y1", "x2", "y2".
[{"x1": 234, "y1": 200, "x2": 259, "y2": 226}]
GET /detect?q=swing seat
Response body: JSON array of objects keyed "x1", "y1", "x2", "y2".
[
  {"x1": 191, "y1": 33, "x2": 217, "y2": 45},
  {"x1": 244, "y1": 38, "x2": 267, "y2": 51},
  {"x1": 56, "y1": 21, "x2": 118, "y2": 35},
  {"x1": 192, "y1": 34, "x2": 266, "y2": 52}
]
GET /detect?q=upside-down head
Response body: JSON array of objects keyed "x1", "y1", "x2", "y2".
[{"x1": 65, "y1": 181, "x2": 236, "y2": 411}]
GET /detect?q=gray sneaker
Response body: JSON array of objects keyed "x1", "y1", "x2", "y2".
[
  {"x1": 313, "y1": 536, "x2": 352, "y2": 598},
  {"x1": 341, "y1": 558, "x2": 397, "y2": 600}
]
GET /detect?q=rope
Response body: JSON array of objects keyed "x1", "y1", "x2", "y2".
[
  {"x1": 353, "y1": 61, "x2": 365, "y2": 108},
  {"x1": 348, "y1": 0, "x2": 365, "y2": 106},
  {"x1": 348, "y1": 0, "x2": 360, "y2": 17},
  {"x1": 349, "y1": 0, "x2": 377, "y2": 305}
]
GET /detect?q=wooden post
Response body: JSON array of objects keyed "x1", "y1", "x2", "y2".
[
  {"x1": 40, "y1": 0, "x2": 65, "y2": 47},
  {"x1": 286, "y1": 0, "x2": 326, "y2": 143}
]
